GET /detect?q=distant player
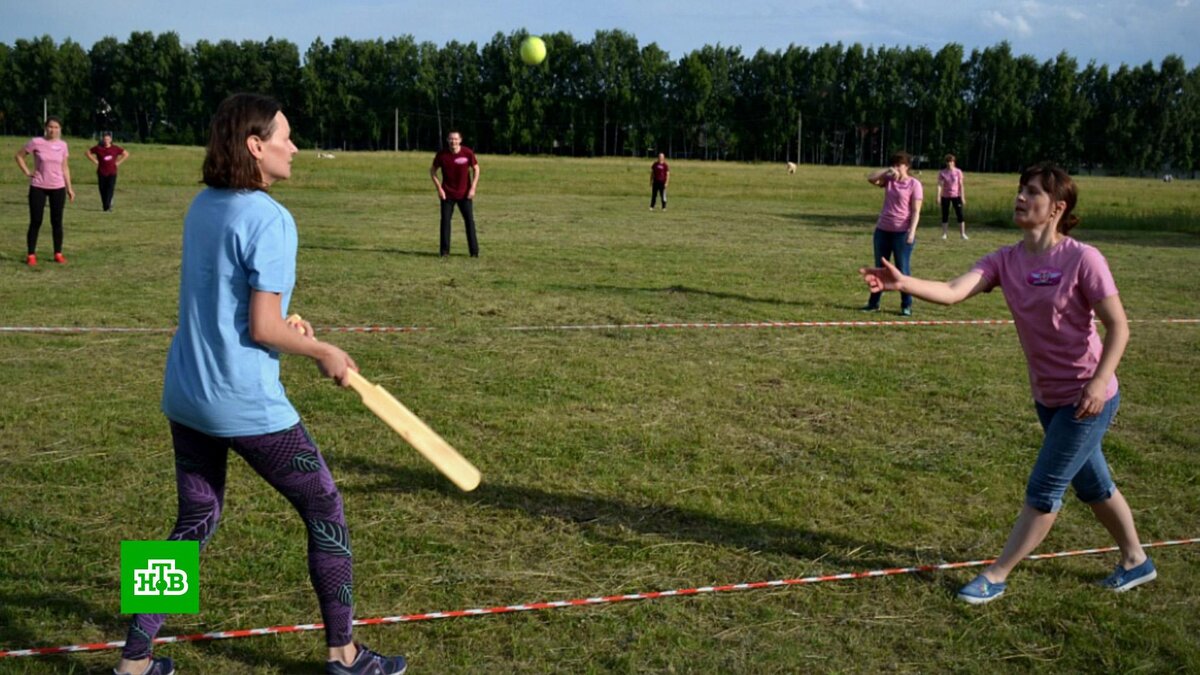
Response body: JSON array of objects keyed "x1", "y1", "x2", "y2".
[
  {"x1": 114, "y1": 94, "x2": 407, "y2": 675},
  {"x1": 650, "y1": 152, "x2": 669, "y2": 210},
  {"x1": 860, "y1": 162, "x2": 1154, "y2": 605},
  {"x1": 14, "y1": 116, "x2": 75, "y2": 265},
  {"x1": 430, "y1": 130, "x2": 480, "y2": 257},
  {"x1": 862, "y1": 151, "x2": 922, "y2": 316},
  {"x1": 938, "y1": 154, "x2": 967, "y2": 240},
  {"x1": 86, "y1": 132, "x2": 130, "y2": 212}
]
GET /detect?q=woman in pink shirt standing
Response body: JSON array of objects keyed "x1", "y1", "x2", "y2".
[
  {"x1": 859, "y1": 162, "x2": 1154, "y2": 605},
  {"x1": 862, "y1": 151, "x2": 923, "y2": 316},
  {"x1": 14, "y1": 116, "x2": 76, "y2": 265},
  {"x1": 937, "y1": 153, "x2": 967, "y2": 240}
]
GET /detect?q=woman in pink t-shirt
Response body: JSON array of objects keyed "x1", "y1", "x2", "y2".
[
  {"x1": 14, "y1": 116, "x2": 75, "y2": 265},
  {"x1": 937, "y1": 153, "x2": 967, "y2": 240},
  {"x1": 859, "y1": 163, "x2": 1154, "y2": 605},
  {"x1": 862, "y1": 151, "x2": 923, "y2": 316}
]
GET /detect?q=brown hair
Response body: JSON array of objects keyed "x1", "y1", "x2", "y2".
[
  {"x1": 943, "y1": 153, "x2": 956, "y2": 164},
  {"x1": 889, "y1": 151, "x2": 912, "y2": 167},
  {"x1": 1020, "y1": 162, "x2": 1079, "y2": 234},
  {"x1": 202, "y1": 93, "x2": 281, "y2": 190}
]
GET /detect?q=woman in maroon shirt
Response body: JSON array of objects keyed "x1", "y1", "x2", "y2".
[{"x1": 86, "y1": 132, "x2": 130, "y2": 211}]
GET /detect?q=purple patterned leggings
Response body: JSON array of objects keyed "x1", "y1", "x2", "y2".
[{"x1": 122, "y1": 421, "x2": 354, "y2": 659}]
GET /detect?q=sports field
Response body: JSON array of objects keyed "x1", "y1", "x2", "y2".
[{"x1": 1, "y1": 141, "x2": 1198, "y2": 673}]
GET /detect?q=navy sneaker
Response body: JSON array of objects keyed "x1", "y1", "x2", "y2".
[
  {"x1": 957, "y1": 574, "x2": 1007, "y2": 605},
  {"x1": 327, "y1": 643, "x2": 407, "y2": 675},
  {"x1": 1099, "y1": 558, "x2": 1157, "y2": 592},
  {"x1": 113, "y1": 656, "x2": 175, "y2": 675},
  {"x1": 859, "y1": 305, "x2": 880, "y2": 313}
]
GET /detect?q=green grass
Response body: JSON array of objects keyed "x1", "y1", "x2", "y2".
[{"x1": 1, "y1": 138, "x2": 1198, "y2": 673}]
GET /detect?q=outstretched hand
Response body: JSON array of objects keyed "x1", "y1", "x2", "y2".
[{"x1": 858, "y1": 257, "x2": 905, "y2": 293}]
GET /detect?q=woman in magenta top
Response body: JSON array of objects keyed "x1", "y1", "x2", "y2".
[
  {"x1": 859, "y1": 162, "x2": 1154, "y2": 605},
  {"x1": 862, "y1": 151, "x2": 923, "y2": 316},
  {"x1": 937, "y1": 153, "x2": 967, "y2": 240},
  {"x1": 14, "y1": 116, "x2": 75, "y2": 265}
]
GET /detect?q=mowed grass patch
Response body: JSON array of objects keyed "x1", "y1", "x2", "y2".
[{"x1": 1, "y1": 141, "x2": 1198, "y2": 673}]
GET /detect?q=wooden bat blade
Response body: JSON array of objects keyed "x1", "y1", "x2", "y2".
[{"x1": 346, "y1": 370, "x2": 481, "y2": 491}]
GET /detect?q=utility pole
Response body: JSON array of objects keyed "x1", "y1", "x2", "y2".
[
  {"x1": 394, "y1": 108, "x2": 399, "y2": 152},
  {"x1": 797, "y1": 110, "x2": 802, "y2": 164}
]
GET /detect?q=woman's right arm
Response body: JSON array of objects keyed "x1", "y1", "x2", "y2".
[
  {"x1": 860, "y1": 258, "x2": 991, "y2": 306},
  {"x1": 14, "y1": 147, "x2": 32, "y2": 177},
  {"x1": 867, "y1": 168, "x2": 893, "y2": 187}
]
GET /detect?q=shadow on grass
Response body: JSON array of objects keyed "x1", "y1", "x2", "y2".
[
  {"x1": 0, "y1": 579, "x2": 126, "y2": 673},
  {"x1": 548, "y1": 283, "x2": 811, "y2": 308},
  {"x1": 335, "y1": 456, "x2": 910, "y2": 571},
  {"x1": 300, "y1": 244, "x2": 445, "y2": 258},
  {"x1": 0, "y1": 575, "x2": 322, "y2": 673}
]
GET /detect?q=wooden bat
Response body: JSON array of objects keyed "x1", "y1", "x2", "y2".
[
  {"x1": 285, "y1": 314, "x2": 480, "y2": 492},
  {"x1": 345, "y1": 370, "x2": 481, "y2": 492}
]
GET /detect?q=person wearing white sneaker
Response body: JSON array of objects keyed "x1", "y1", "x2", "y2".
[
  {"x1": 861, "y1": 162, "x2": 1152, "y2": 605},
  {"x1": 937, "y1": 154, "x2": 967, "y2": 241}
]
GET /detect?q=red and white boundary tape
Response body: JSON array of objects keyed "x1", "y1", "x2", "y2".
[
  {"x1": 2, "y1": 537, "x2": 1195, "y2": 659},
  {"x1": 0, "y1": 318, "x2": 1196, "y2": 336}
]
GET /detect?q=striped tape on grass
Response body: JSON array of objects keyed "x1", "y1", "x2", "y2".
[
  {"x1": 1, "y1": 318, "x2": 1196, "y2": 336},
  {"x1": 2, "y1": 537, "x2": 1196, "y2": 659}
]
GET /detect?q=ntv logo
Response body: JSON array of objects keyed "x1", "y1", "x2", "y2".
[
  {"x1": 121, "y1": 541, "x2": 200, "y2": 614},
  {"x1": 133, "y1": 559, "x2": 189, "y2": 596}
]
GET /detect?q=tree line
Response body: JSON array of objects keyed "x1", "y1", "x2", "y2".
[{"x1": 1, "y1": 30, "x2": 1196, "y2": 174}]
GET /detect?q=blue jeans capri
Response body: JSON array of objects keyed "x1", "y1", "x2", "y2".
[{"x1": 1025, "y1": 392, "x2": 1120, "y2": 513}]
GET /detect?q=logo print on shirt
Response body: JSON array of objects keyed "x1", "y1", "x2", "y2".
[
  {"x1": 454, "y1": 157, "x2": 469, "y2": 165},
  {"x1": 1027, "y1": 267, "x2": 1063, "y2": 286}
]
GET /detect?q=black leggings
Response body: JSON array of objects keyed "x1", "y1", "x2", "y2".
[
  {"x1": 98, "y1": 174, "x2": 117, "y2": 211},
  {"x1": 28, "y1": 186, "x2": 67, "y2": 255},
  {"x1": 940, "y1": 196, "x2": 964, "y2": 224}
]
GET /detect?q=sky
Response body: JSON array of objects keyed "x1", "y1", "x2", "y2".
[{"x1": 3, "y1": 0, "x2": 1197, "y2": 69}]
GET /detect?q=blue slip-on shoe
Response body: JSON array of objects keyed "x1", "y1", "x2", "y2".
[
  {"x1": 114, "y1": 656, "x2": 175, "y2": 675},
  {"x1": 957, "y1": 574, "x2": 1007, "y2": 605},
  {"x1": 327, "y1": 643, "x2": 407, "y2": 675},
  {"x1": 1099, "y1": 558, "x2": 1157, "y2": 592}
]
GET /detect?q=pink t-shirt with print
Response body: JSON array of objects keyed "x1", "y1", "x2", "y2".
[
  {"x1": 876, "y1": 175, "x2": 924, "y2": 233},
  {"x1": 938, "y1": 167, "x2": 963, "y2": 198},
  {"x1": 971, "y1": 237, "x2": 1119, "y2": 407},
  {"x1": 24, "y1": 137, "x2": 69, "y2": 190}
]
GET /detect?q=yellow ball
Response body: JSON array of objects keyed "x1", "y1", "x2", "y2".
[{"x1": 520, "y1": 36, "x2": 546, "y2": 66}]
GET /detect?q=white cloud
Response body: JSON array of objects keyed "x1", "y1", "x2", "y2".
[{"x1": 984, "y1": 10, "x2": 1034, "y2": 37}]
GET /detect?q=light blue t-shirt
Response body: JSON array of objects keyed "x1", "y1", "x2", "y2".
[{"x1": 162, "y1": 188, "x2": 300, "y2": 437}]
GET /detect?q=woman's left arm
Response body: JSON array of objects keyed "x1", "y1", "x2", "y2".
[
  {"x1": 63, "y1": 156, "x2": 75, "y2": 201},
  {"x1": 906, "y1": 199, "x2": 922, "y2": 244},
  {"x1": 1076, "y1": 294, "x2": 1129, "y2": 419}
]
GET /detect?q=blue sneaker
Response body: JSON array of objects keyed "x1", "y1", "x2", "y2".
[
  {"x1": 900, "y1": 307, "x2": 913, "y2": 317},
  {"x1": 1099, "y1": 558, "x2": 1157, "y2": 592},
  {"x1": 957, "y1": 574, "x2": 1007, "y2": 605},
  {"x1": 113, "y1": 656, "x2": 175, "y2": 675},
  {"x1": 327, "y1": 643, "x2": 407, "y2": 675}
]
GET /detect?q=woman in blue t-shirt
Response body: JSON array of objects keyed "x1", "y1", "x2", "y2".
[{"x1": 116, "y1": 94, "x2": 407, "y2": 675}]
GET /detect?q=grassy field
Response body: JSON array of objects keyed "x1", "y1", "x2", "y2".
[{"x1": 1, "y1": 138, "x2": 1198, "y2": 673}]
